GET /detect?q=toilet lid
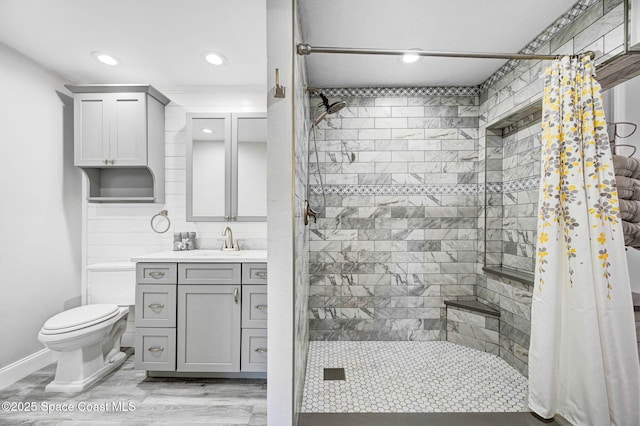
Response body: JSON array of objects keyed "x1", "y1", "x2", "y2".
[{"x1": 41, "y1": 304, "x2": 120, "y2": 335}]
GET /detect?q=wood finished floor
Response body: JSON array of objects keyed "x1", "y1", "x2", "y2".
[{"x1": 0, "y1": 351, "x2": 267, "y2": 425}]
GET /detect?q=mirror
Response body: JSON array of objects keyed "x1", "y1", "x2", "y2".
[{"x1": 186, "y1": 113, "x2": 267, "y2": 222}]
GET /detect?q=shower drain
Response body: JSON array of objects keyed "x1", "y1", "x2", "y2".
[{"x1": 323, "y1": 368, "x2": 346, "y2": 381}]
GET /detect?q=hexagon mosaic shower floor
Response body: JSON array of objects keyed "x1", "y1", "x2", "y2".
[{"x1": 301, "y1": 341, "x2": 528, "y2": 413}]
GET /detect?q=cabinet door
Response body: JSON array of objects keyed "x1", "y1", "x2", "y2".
[
  {"x1": 232, "y1": 113, "x2": 267, "y2": 221},
  {"x1": 109, "y1": 93, "x2": 147, "y2": 166},
  {"x1": 177, "y1": 284, "x2": 241, "y2": 372},
  {"x1": 74, "y1": 94, "x2": 109, "y2": 166}
]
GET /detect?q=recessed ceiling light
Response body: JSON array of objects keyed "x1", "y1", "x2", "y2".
[
  {"x1": 203, "y1": 51, "x2": 226, "y2": 66},
  {"x1": 91, "y1": 51, "x2": 119, "y2": 66},
  {"x1": 402, "y1": 49, "x2": 421, "y2": 64},
  {"x1": 202, "y1": 128, "x2": 213, "y2": 134}
]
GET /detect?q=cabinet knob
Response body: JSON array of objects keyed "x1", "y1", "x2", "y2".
[
  {"x1": 234, "y1": 287, "x2": 239, "y2": 304},
  {"x1": 231, "y1": 215, "x2": 236, "y2": 221},
  {"x1": 255, "y1": 304, "x2": 267, "y2": 311},
  {"x1": 254, "y1": 347, "x2": 267, "y2": 353},
  {"x1": 109, "y1": 159, "x2": 115, "y2": 165},
  {"x1": 147, "y1": 346, "x2": 164, "y2": 353},
  {"x1": 103, "y1": 159, "x2": 108, "y2": 165},
  {"x1": 148, "y1": 271, "x2": 165, "y2": 279},
  {"x1": 255, "y1": 271, "x2": 268, "y2": 279},
  {"x1": 224, "y1": 216, "x2": 230, "y2": 221}
]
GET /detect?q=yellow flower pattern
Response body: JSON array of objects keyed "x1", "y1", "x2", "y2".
[{"x1": 536, "y1": 56, "x2": 619, "y2": 299}]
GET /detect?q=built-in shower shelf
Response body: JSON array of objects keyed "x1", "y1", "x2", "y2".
[
  {"x1": 482, "y1": 266, "x2": 534, "y2": 285},
  {"x1": 444, "y1": 299, "x2": 500, "y2": 317}
]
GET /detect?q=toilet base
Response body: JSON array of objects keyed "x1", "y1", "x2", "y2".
[{"x1": 44, "y1": 350, "x2": 128, "y2": 393}]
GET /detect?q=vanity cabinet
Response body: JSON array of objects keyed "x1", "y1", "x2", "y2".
[
  {"x1": 186, "y1": 113, "x2": 267, "y2": 222},
  {"x1": 134, "y1": 261, "x2": 267, "y2": 376},
  {"x1": 66, "y1": 85, "x2": 170, "y2": 203}
]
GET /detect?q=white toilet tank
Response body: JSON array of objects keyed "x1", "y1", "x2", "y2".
[
  {"x1": 87, "y1": 262, "x2": 136, "y2": 305},
  {"x1": 86, "y1": 262, "x2": 136, "y2": 347}
]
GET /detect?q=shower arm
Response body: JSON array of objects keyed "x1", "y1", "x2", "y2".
[{"x1": 297, "y1": 43, "x2": 596, "y2": 61}]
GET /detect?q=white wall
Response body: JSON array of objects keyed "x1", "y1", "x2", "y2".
[
  {"x1": 85, "y1": 88, "x2": 267, "y2": 267},
  {"x1": 612, "y1": 77, "x2": 640, "y2": 292},
  {"x1": 0, "y1": 42, "x2": 82, "y2": 368},
  {"x1": 267, "y1": 0, "x2": 295, "y2": 424}
]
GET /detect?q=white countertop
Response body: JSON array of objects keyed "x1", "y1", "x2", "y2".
[{"x1": 131, "y1": 249, "x2": 268, "y2": 263}]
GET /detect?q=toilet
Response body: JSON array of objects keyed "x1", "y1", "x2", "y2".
[{"x1": 38, "y1": 304, "x2": 129, "y2": 392}]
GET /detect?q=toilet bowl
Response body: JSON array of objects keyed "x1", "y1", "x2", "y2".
[{"x1": 38, "y1": 304, "x2": 129, "y2": 392}]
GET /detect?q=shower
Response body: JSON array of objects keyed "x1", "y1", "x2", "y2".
[{"x1": 305, "y1": 88, "x2": 347, "y2": 225}]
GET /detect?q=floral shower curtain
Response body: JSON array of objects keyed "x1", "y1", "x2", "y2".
[{"x1": 529, "y1": 56, "x2": 640, "y2": 425}]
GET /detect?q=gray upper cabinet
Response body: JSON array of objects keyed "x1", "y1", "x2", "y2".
[
  {"x1": 66, "y1": 85, "x2": 170, "y2": 203},
  {"x1": 74, "y1": 92, "x2": 147, "y2": 167},
  {"x1": 187, "y1": 112, "x2": 267, "y2": 222}
]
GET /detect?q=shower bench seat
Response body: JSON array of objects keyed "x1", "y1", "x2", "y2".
[{"x1": 444, "y1": 298, "x2": 500, "y2": 355}]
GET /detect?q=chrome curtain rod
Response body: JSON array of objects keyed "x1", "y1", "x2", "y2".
[{"x1": 296, "y1": 43, "x2": 595, "y2": 61}]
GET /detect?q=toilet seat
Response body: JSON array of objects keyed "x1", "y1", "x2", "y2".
[{"x1": 40, "y1": 304, "x2": 120, "y2": 335}]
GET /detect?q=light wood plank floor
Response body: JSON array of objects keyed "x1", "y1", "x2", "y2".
[{"x1": 0, "y1": 351, "x2": 267, "y2": 425}]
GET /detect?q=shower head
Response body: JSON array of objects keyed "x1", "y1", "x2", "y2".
[{"x1": 307, "y1": 87, "x2": 347, "y2": 125}]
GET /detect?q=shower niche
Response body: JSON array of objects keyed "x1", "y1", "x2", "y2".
[{"x1": 483, "y1": 102, "x2": 541, "y2": 285}]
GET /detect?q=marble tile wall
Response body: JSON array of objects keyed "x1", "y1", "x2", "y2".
[
  {"x1": 307, "y1": 95, "x2": 480, "y2": 341},
  {"x1": 485, "y1": 123, "x2": 541, "y2": 273},
  {"x1": 293, "y1": 7, "x2": 311, "y2": 420},
  {"x1": 446, "y1": 306, "x2": 500, "y2": 355}
]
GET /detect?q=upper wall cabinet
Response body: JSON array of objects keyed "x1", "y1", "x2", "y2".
[
  {"x1": 187, "y1": 113, "x2": 267, "y2": 222},
  {"x1": 66, "y1": 85, "x2": 170, "y2": 203},
  {"x1": 74, "y1": 92, "x2": 147, "y2": 166}
]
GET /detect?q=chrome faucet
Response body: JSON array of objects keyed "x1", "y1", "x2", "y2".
[{"x1": 222, "y1": 226, "x2": 239, "y2": 251}]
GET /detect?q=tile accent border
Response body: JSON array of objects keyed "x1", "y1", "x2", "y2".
[
  {"x1": 313, "y1": 86, "x2": 481, "y2": 98},
  {"x1": 310, "y1": 179, "x2": 539, "y2": 196},
  {"x1": 309, "y1": 184, "x2": 478, "y2": 196},
  {"x1": 479, "y1": 0, "x2": 598, "y2": 92},
  {"x1": 309, "y1": 0, "x2": 598, "y2": 97}
]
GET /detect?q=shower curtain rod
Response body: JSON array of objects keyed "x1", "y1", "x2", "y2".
[{"x1": 296, "y1": 43, "x2": 596, "y2": 61}]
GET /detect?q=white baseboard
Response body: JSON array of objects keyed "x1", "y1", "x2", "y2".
[{"x1": 0, "y1": 349, "x2": 55, "y2": 390}]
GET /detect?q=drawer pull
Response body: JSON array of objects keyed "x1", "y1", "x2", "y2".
[
  {"x1": 255, "y1": 304, "x2": 267, "y2": 311},
  {"x1": 148, "y1": 346, "x2": 164, "y2": 353},
  {"x1": 255, "y1": 271, "x2": 268, "y2": 279},
  {"x1": 234, "y1": 287, "x2": 239, "y2": 304},
  {"x1": 254, "y1": 347, "x2": 267, "y2": 353},
  {"x1": 148, "y1": 303, "x2": 165, "y2": 310},
  {"x1": 149, "y1": 271, "x2": 166, "y2": 279}
]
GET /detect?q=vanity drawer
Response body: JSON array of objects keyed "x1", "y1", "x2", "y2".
[
  {"x1": 242, "y1": 263, "x2": 267, "y2": 284},
  {"x1": 135, "y1": 284, "x2": 177, "y2": 327},
  {"x1": 242, "y1": 285, "x2": 267, "y2": 328},
  {"x1": 178, "y1": 263, "x2": 241, "y2": 285},
  {"x1": 135, "y1": 328, "x2": 176, "y2": 371},
  {"x1": 136, "y1": 263, "x2": 177, "y2": 284},
  {"x1": 241, "y1": 328, "x2": 267, "y2": 372}
]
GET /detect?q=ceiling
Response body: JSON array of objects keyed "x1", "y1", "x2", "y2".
[
  {"x1": 0, "y1": 0, "x2": 267, "y2": 90},
  {"x1": 0, "y1": 0, "x2": 580, "y2": 90},
  {"x1": 299, "y1": 0, "x2": 578, "y2": 87}
]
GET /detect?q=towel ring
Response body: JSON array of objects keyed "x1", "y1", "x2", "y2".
[{"x1": 151, "y1": 210, "x2": 171, "y2": 234}]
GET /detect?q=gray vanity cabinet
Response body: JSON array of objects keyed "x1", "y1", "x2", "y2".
[{"x1": 135, "y1": 261, "x2": 266, "y2": 376}]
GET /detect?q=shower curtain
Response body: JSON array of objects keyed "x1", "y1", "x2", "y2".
[{"x1": 529, "y1": 56, "x2": 640, "y2": 425}]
